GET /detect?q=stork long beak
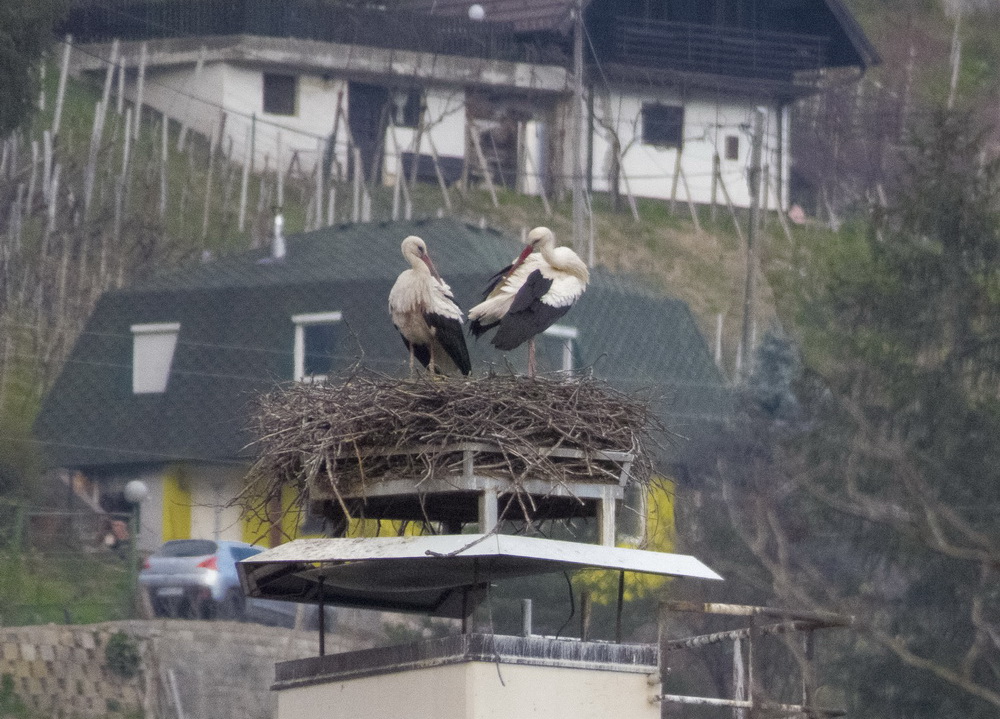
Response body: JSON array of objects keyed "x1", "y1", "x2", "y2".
[
  {"x1": 421, "y1": 254, "x2": 443, "y2": 282},
  {"x1": 505, "y1": 244, "x2": 535, "y2": 277}
]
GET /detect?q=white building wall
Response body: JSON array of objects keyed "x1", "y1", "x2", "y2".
[
  {"x1": 188, "y1": 465, "x2": 246, "y2": 543},
  {"x1": 130, "y1": 467, "x2": 166, "y2": 553},
  {"x1": 383, "y1": 88, "x2": 466, "y2": 184},
  {"x1": 220, "y1": 65, "x2": 345, "y2": 175},
  {"x1": 589, "y1": 89, "x2": 788, "y2": 210},
  {"x1": 131, "y1": 58, "x2": 789, "y2": 210},
  {"x1": 277, "y1": 660, "x2": 660, "y2": 719},
  {"x1": 139, "y1": 63, "x2": 227, "y2": 147},
  {"x1": 134, "y1": 62, "x2": 344, "y2": 175}
]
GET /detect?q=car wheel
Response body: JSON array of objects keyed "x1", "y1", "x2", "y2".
[
  {"x1": 197, "y1": 597, "x2": 216, "y2": 620},
  {"x1": 151, "y1": 598, "x2": 169, "y2": 617},
  {"x1": 219, "y1": 591, "x2": 246, "y2": 621}
]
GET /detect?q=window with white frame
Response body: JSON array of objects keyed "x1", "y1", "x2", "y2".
[
  {"x1": 293, "y1": 312, "x2": 342, "y2": 382},
  {"x1": 131, "y1": 322, "x2": 180, "y2": 394},
  {"x1": 538, "y1": 324, "x2": 579, "y2": 373}
]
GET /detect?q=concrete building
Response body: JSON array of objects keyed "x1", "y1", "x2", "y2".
[{"x1": 62, "y1": 0, "x2": 877, "y2": 209}]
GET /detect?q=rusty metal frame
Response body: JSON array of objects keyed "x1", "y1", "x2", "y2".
[{"x1": 657, "y1": 601, "x2": 853, "y2": 718}]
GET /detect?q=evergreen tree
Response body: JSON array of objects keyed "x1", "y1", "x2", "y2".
[
  {"x1": 0, "y1": 0, "x2": 67, "y2": 136},
  {"x1": 704, "y1": 109, "x2": 1000, "y2": 717}
]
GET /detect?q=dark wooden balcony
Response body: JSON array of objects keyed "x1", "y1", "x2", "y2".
[
  {"x1": 610, "y1": 17, "x2": 828, "y2": 82},
  {"x1": 61, "y1": 0, "x2": 541, "y2": 65}
]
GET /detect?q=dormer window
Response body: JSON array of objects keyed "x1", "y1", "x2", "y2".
[
  {"x1": 293, "y1": 312, "x2": 342, "y2": 382},
  {"x1": 131, "y1": 322, "x2": 180, "y2": 394},
  {"x1": 539, "y1": 324, "x2": 579, "y2": 373}
]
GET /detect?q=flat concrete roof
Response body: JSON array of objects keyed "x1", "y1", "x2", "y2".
[
  {"x1": 273, "y1": 633, "x2": 659, "y2": 690},
  {"x1": 239, "y1": 534, "x2": 721, "y2": 617}
]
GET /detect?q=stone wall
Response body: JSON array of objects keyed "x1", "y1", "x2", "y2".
[{"x1": 0, "y1": 614, "x2": 385, "y2": 719}]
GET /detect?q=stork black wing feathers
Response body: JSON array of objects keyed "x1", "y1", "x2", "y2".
[
  {"x1": 425, "y1": 312, "x2": 472, "y2": 375},
  {"x1": 489, "y1": 271, "x2": 568, "y2": 351},
  {"x1": 397, "y1": 332, "x2": 433, "y2": 370},
  {"x1": 480, "y1": 263, "x2": 514, "y2": 300}
]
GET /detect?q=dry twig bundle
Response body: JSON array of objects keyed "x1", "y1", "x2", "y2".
[{"x1": 241, "y1": 367, "x2": 671, "y2": 529}]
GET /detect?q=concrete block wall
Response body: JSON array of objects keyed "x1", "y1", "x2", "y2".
[{"x1": 0, "y1": 617, "x2": 385, "y2": 719}]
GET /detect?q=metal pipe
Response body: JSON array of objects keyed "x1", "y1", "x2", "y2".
[
  {"x1": 521, "y1": 598, "x2": 533, "y2": 637},
  {"x1": 655, "y1": 694, "x2": 846, "y2": 717},
  {"x1": 663, "y1": 620, "x2": 827, "y2": 651},
  {"x1": 318, "y1": 576, "x2": 325, "y2": 657},
  {"x1": 615, "y1": 570, "x2": 625, "y2": 643},
  {"x1": 662, "y1": 601, "x2": 853, "y2": 626}
]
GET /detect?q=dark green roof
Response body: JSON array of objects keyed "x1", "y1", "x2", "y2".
[{"x1": 34, "y1": 218, "x2": 730, "y2": 471}]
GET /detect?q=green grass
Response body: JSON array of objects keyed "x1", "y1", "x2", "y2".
[{"x1": 0, "y1": 548, "x2": 134, "y2": 626}]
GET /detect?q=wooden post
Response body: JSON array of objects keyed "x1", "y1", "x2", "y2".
[
  {"x1": 177, "y1": 45, "x2": 206, "y2": 152},
  {"x1": 26, "y1": 139, "x2": 38, "y2": 210},
  {"x1": 710, "y1": 152, "x2": 720, "y2": 223},
  {"x1": 275, "y1": 131, "x2": 284, "y2": 209},
  {"x1": 159, "y1": 116, "x2": 169, "y2": 217},
  {"x1": 201, "y1": 114, "x2": 221, "y2": 239},
  {"x1": 327, "y1": 186, "x2": 336, "y2": 226},
  {"x1": 238, "y1": 126, "x2": 251, "y2": 232},
  {"x1": 134, "y1": 42, "x2": 148, "y2": 141},
  {"x1": 715, "y1": 313, "x2": 723, "y2": 368},
  {"x1": 468, "y1": 121, "x2": 499, "y2": 207},
  {"x1": 52, "y1": 35, "x2": 72, "y2": 139},
  {"x1": 116, "y1": 56, "x2": 125, "y2": 115},
  {"x1": 100, "y1": 39, "x2": 119, "y2": 115},
  {"x1": 740, "y1": 109, "x2": 764, "y2": 382},
  {"x1": 570, "y1": 0, "x2": 586, "y2": 256},
  {"x1": 390, "y1": 123, "x2": 402, "y2": 221},
  {"x1": 717, "y1": 169, "x2": 745, "y2": 244},
  {"x1": 478, "y1": 489, "x2": 498, "y2": 534},
  {"x1": 83, "y1": 100, "x2": 104, "y2": 216},
  {"x1": 769, "y1": 174, "x2": 794, "y2": 243},
  {"x1": 313, "y1": 138, "x2": 324, "y2": 231},
  {"x1": 352, "y1": 147, "x2": 362, "y2": 222},
  {"x1": 46, "y1": 163, "x2": 61, "y2": 235},
  {"x1": 680, "y1": 166, "x2": 701, "y2": 232},
  {"x1": 42, "y1": 130, "x2": 53, "y2": 203},
  {"x1": 669, "y1": 145, "x2": 683, "y2": 214}
]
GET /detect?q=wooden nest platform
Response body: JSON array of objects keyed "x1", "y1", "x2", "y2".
[{"x1": 244, "y1": 369, "x2": 668, "y2": 543}]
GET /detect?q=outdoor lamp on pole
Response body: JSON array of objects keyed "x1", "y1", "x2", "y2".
[{"x1": 124, "y1": 480, "x2": 148, "y2": 615}]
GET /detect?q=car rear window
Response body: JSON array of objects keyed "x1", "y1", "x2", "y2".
[
  {"x1": 155, "y1": 540, "x2": 218, "y2": 557},
  {"x1": 230, "y1": 546, "x2": 263, "y2": 561}
]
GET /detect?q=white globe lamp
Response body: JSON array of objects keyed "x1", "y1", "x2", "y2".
[
  {"x1": 468, "y1": 4, "x2": 485, "y2": 21},
  {"x1": 124, "y1": 479, "x2": 149, "y2": 504}
]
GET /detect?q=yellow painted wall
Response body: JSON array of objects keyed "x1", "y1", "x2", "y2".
[
  {"x1": 161, "y1": 466, "x2": 192, "y2": 541},
  {"x1": 575, "y1": 477, "x2": 676, "y2": 603}
]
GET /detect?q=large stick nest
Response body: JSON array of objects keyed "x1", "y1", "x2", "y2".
[{"x1": 242, "y1": 368, "x2": 672, "y2": 526}]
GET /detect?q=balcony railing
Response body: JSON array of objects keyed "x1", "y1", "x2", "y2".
[
  {"x1": 611, "y1": 17, "x2": 828, "y2": 82},
  {"x1": 61, "y1": 0, "x2": 538, "y2": 65}
]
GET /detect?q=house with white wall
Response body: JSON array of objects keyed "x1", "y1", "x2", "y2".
[
  {"x1": 63, "y1": 0, "x2": 877, "y2": 211},
  {"x1": 33, "y1": 219, "x2": 729, "y2": 550}
]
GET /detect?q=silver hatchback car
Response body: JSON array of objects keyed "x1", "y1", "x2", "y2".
[{"x1": 140, "y1": 538, "x2": 322, "y2": 626}]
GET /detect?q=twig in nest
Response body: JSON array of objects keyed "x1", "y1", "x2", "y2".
[{"x1": 239, "y1": 366, "x2": 677, "y2": 531}]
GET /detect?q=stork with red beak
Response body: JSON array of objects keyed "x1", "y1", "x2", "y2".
[
  {"x1": 389, "y1": 235, "x2": 472, "y2": 375},
  {"x1": 469, "y1": 227, "x2": 589, "y2": 376}
]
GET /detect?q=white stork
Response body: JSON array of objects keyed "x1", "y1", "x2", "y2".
[
  {"x1": 389, "y1": 235, "x2": 472, "y2": 375},
  {"x1": 468, "y1": 227, "x2": 589, "y2": 376}
]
